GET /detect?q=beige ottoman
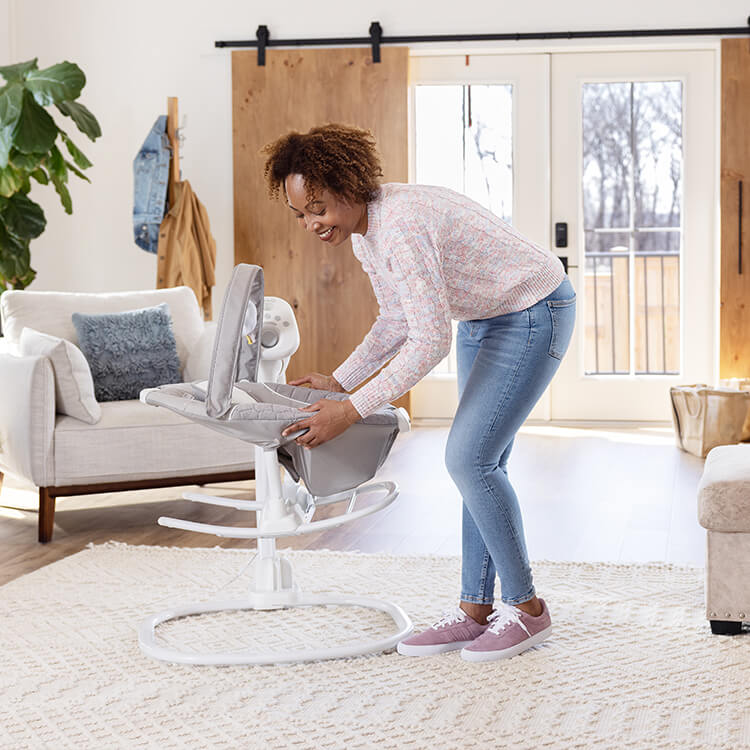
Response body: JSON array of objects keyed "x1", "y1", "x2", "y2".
[{"x1": 697, "y1": 445, "x2": 750, "y2": 635}]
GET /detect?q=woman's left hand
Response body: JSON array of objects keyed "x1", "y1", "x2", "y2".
[{"x1": 281, "y1": 398, "x2": 361, "y2": 448}]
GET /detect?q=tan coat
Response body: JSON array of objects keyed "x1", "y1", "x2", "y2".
[{"x1": 156, "y1": 180, "x2": 216, "y2": 319}]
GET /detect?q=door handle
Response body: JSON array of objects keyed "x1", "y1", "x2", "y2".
[{"x1": 739, "y1": 180, "x2": 743, "y2": 275}]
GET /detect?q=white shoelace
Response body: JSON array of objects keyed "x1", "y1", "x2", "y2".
[
  {"x1": 431, "y1": 607, "x2": 467, "y2": 630},
  {"x1": 486, "y1": 602, "x2": 531, "y2": 636}
]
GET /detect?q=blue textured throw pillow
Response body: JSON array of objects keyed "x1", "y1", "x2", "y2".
[{"x1": 72, "y1": 303, "x2": 182, "y2": 402}]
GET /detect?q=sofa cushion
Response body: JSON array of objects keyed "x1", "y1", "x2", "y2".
[
  {"x1": 72, "y1": 303, "x2": 181, "y2": 402},
  {"x1": 53, "y1": 399, "x2": 253, "y2": 485},
  {"x1": 19, "y1": 327, "x2": 101, "y2": 424},
  {"x1": 698, "y1": 444, "x2": 750, "y2": 532},
  {"x1": 0, "y1": 285, "x2": 204, "y2": 368}
]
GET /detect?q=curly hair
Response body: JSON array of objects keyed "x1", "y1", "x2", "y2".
[{"x1": 262, "y1": 123, "x2": 383, "y2": 205}]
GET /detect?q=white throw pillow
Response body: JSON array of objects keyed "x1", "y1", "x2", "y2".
[{"x1": 19, "y1": 327, "x2": 102, "y2": 424}]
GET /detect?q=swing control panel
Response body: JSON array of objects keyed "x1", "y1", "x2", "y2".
[{"x1": 261, "y1": 296, "x2": 300, "y2": 362}]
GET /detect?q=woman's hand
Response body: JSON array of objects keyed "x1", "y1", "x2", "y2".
[
  {"x1": 287, "y1": 372, "x2": 345, "y2": 392},
  {"x1": 282, "y1": 398, "x2": 361, "y2": 448}
]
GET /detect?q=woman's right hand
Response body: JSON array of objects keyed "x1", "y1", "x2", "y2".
[{"x1": 287, "y1": 372, "x2": 345, "y2": 392}]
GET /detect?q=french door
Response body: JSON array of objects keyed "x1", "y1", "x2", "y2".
[
  {"x1": 409, "y1": 49, "x2": 717, "y2": 422},
  {"x1": 549, "y1": 50, "x2": 716, "y2": 420}
]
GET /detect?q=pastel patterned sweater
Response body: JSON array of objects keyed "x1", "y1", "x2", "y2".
[{"x1": 332, "y1": 183, "x2": 565, "y2": 417}]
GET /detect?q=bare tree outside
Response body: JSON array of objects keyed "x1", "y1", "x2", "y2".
[
  {"x1": 582, "y1": 81, "x2": 683, "y2": 375},
  {"x1": 464, "y1": 85, "x2": 513, "y2": 223}
]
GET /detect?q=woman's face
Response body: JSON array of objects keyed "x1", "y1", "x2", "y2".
[{"x1": 284, "y1": 173, "x2": 367, "y2": 247}]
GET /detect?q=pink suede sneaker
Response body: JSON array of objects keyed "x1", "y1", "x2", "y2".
[
  {"x1": 461, "y1": 599, "x2": 552, "y2": 662},
  {"x1": 397, "y1": 607, "x2": 489, "y2": 656}
]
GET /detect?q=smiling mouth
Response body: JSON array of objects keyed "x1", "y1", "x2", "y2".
[{"x1": 318, "y1": 227, "x2": 335, "y2": 240}]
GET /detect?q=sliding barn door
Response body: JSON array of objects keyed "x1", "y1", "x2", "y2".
[
  {"x1": 232, "y1": 48, "x2": 409, "y2": 409},
  {"x1": 720, "y1": 39, "x2": 750, "y2": 377}
]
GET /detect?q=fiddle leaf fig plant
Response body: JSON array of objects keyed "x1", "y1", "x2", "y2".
[{"x1": 0, "y1": 58, "x2": 101, "y2": 290}]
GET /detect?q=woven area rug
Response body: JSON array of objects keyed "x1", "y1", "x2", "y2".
[{"x1": 2, "y1": 543, "x2": 749, "y2": 750}]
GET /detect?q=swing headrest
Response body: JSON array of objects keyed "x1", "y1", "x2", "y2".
[{"x1": 206, "y1": 263, "x2": 264, "y2": 418}]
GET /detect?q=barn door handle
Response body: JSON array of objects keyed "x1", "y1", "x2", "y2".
[{"x1": 740, "y1": 180, "x2": 744, "y2": 275}]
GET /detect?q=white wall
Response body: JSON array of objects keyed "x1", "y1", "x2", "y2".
[
  {"x1": 7, "y1": 0, "x2": 750, "y2": 309},
  {"x1": 0, "y1": 0, "x2": 11, "y2": 63}
]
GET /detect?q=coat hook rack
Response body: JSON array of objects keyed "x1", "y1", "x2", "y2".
[{"x1": 166, "y1": 97, "x2": 180, "y2": 208}]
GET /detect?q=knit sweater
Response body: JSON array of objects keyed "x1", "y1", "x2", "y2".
[{"x1": 332, "y1": 183, "x2": 565, "y2": 417}]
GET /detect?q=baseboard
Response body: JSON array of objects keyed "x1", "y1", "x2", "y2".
[{"x1": 411, "y1": 418, "x2": 673, "y2": 430}]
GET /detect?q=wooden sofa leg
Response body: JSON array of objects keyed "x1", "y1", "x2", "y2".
[
  {"x1": 0, "y1": 470, "x2": 4, "y2": 496},
  {"x1": 39, "y1": 487, "x2": 56, "y2": 543}
]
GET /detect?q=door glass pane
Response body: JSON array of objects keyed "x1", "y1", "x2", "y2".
[
  {"x1": 583, "y1": 231, "x2": 630, "y2": 374},
  {"x1": 415, "y1": 84, "x2": 513, "y2": 218},
  {"x1": 582, "y1": 81, "x2": 682, "y2": 375},
  {"x1": 415, "y1": 86, "x2": 465, "y2": 194},
  {"x1": 415, "y1": 84, "x2": 513, "y2": 372}
]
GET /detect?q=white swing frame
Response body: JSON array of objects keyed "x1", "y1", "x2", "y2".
[{"x1": 138, "y1": 446, "x2": 413, "y2": 666}]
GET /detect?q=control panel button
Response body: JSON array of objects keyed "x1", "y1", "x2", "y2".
[{"x1": 261, "y1": 328, "x2": 280, "y2": 348}]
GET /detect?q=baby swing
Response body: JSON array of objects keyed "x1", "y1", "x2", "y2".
[{"x1": 138, "y1": 263, "x2": 413, "y2": 665}]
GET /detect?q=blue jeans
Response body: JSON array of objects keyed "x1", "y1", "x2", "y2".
[{"x1": 445, "y1": 277, "x2": 576, "y2": 606}]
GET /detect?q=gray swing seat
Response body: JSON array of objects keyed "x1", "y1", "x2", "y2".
[{"x1": 140, "y1": 263, "x2": 403, "y2": 498}]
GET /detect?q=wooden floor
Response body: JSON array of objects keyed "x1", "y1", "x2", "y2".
[{"x1": 0, "y1": 424, "x2": 707, "y2": 586}]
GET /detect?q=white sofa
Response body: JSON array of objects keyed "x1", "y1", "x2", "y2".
[{"x1": 0, "y1": 286, "x2": 254, "y2": 543}]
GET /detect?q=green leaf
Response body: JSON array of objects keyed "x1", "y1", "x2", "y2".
[
  {"x1": 46, "y1": 144, "x2": 72, "y2": 212},
  {"x1": 61, "y1": 133, "x2": 91, "y2": 169},
  {"x1": 0, "y1": 83, "x2": 23, "y2": 126},
  {"x1": 47, "y1": 143, "x2": 67, "y2": 180},
  {"x1": 26, "y1": 62, "x2": 85, "y2": 106},
  {"x1": 51, "y1": 176, "x2": 72, "y2": 214},
  {"x1": 0, "y1": 218, "x2": 28, "y2": 254},
  {"x1": 0, "y1": 84, "x2": 23, "y2": 168},
  {"x1": 0, "y1": 124, "x2": 13, "y2": 169},
  {"x1": 56, "y1": 100, "x2": 101, "y2": 141},
  {"x1": 0, "y1": 193, "x2": 46, "y2": 239},
  {"x1": 0, "y1": 229, "x2": 34, "y2": 288},
  {"x1": 0, "y1": 163, "x2": 24, "y2": 197},
  {"x1": 13, "y1": 90, "x2": 59, "y2": 154},
  {"x1": 64, "y1": 159, "x2": 90, "y2": 183},
  {"x1": 9, "y1": 149, "x2": 44, "y2": 171},
  {"x1": 14, "y1": 267, "x2": 36, "y2": 289},
  {"x1": 30, "y1": 167, "x2": 48, "y2": 185},
  {"x1": 0, "y1": 59, "x2": 38, "y2": 85}
]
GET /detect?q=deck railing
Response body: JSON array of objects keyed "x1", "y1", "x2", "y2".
[{"x1": 585, "y1": 250, "x2": 680, "y2": 375}]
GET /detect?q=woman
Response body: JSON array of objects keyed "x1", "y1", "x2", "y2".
[{"x1": 264, "y1": 123, "x2": 576, "y2": 662}]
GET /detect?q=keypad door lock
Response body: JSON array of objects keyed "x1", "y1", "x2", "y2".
[{"x1": 555, "y1": 222, "x2": 568, "y2": 248}]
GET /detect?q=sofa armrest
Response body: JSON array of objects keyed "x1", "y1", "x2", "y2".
[
  {"x1": 0, "y1": 352, "x2": 55, "y2": 486},
  {"x1": 183, "y1": 321, "x2": 217, "y2": 382}
]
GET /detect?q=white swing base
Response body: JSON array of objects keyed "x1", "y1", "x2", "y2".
[
  {"x1": 138, "y1": 448, "x2": 413, "y2": 666},
  {"x1": 138, "y1": 591, "x2": 413, "y2": 666}
]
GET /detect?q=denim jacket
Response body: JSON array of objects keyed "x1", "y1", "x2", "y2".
[{"x1": 133, "y1": 115, "x2": 171, "y2": 253}]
